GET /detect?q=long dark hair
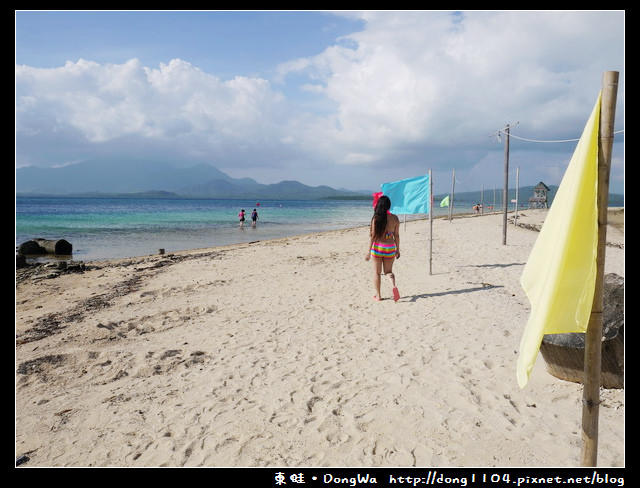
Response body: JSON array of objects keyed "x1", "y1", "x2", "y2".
[{"x1": 371, "y1": 195, "x2": 391, "y2": 239}]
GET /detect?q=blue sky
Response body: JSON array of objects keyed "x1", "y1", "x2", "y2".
[{"x1": 16, "y1": 10, "x2": 625, "y2": 195}]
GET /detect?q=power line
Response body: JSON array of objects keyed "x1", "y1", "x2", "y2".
[{"x1": 493, "y1": 128, "x2": 624, "y2": 144}]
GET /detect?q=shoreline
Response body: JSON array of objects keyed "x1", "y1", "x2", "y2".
[
  {"x1": 14, "y1": 197, "x2": 532, "y2": 265},
  {"x1": 15, "y1": 208, "x2": 624, "y2": 467},
  {"x1": 17, "y1": 207, "x2": 623, "y2": 270}
]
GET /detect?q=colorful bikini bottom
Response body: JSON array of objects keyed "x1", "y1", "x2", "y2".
[{"x1": 370, "y1": 242, "x2": 397, "y2": 259}]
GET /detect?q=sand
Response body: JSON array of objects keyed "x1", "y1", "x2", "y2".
[{"x1": 15, "y1": 209, "x2": 624, "y2": 468}]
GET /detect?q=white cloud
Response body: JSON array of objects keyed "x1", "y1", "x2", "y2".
[{"x1": 15, "y1": 10, "x2": 624, "y2": 193}]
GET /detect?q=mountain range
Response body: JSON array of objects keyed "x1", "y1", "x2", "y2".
[
  {"x1": 15, "y1": 158, "x2": 366, "y2": 200},
  {"x1": 16, "y1": 157, "x2": 624, "y2": 205}
]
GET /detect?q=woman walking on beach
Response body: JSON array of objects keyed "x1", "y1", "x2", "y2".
[{"x1": 366, "y1": 195, "x2": 400, "y2": 301}]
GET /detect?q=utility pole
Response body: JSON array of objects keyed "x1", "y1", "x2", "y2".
[
  {"x1": 502, "y1": 124, "x2": 511, "y2": 245},
  {"x1": 490, "y1": 122, "x2": 518, "y2": 244},
  {"x1": 495, "y1": 122, "x2": 518, "y2": 245}
]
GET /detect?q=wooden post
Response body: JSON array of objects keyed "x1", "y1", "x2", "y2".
[
  {"x1": 429, "y1": 169, "x2": 433, "y2": 275},
  {"x1": 580, "y1": 70, "x2": 619, "y2": 467},
  {"x1": 514, "y1": 167, "x2": 520, "y2": 225},
  {"x1": 449, "y1": 169, "x2": 455, "y2": 221}
]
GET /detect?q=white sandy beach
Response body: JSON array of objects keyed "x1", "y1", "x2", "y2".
[{"x1": 15, "y1": 209, "x2": 624, "y2": 468}]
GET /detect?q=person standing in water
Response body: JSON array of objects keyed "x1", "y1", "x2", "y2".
[
  {"x1": 238, "y1": 209, "x2": 246, "y2": 228},
  {"x1": 251, "y1": 208, "x2": 258, "y2": 227},
  {"x1": 365, "y1": 195, "x2": 400, "y2": 301}
]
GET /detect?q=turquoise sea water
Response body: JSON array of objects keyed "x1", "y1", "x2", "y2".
[{"x1": 16, "y1": 196, "x2": 486, "y2": 262}]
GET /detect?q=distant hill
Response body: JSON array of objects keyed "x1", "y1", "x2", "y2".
[
  {"x1": 15, "y1": 158, "x2": 366, "y2": 200},
  {"x1": 16, "y1": 159, "x2": 624, "y2": 204}
]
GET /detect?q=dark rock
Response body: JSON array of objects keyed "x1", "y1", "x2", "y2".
[
  {"x1": 18, "y1": 240, "x2": 44, "y2": 255},
  {"x1": 16, "y1": 455, "x2": 30, "y2": 466},
  {"x1": 18, "y1": 238, "x2": 72, "y2": 255},
  {"x1": 540, "y1": 273, "x2": 624, "y2": 388}
]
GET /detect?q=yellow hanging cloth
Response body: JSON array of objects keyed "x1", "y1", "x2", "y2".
[{"x1": 517, "y1": 93, "x2": 601, "y2": 388}]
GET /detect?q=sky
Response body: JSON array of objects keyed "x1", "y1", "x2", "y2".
[{"x1": 15, "y1": 10, "x2": 625, "y2": 195}]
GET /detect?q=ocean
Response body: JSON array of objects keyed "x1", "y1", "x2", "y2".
[{"x1": 16, "y1": 195, "x2": 491, "y2": 263}]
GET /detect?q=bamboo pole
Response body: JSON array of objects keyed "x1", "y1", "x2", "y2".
[{"x1": 580, "y1": 70, "x2": 619, "y2": 467}]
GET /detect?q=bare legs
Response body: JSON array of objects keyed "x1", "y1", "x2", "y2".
[
  {"x1": 386, "y1": 272, "x2": 397, "y2": 290},
  {"x1": 372, "y1": 258, "x2": 383, "y2": 300},
  {"x1": 372, "y1": 257, "x2": 397, "y2": 300}
]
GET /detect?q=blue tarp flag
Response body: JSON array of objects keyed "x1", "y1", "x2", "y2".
[{"x1": 381, "y1": 174, "x2": 430, "y2": 214}]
